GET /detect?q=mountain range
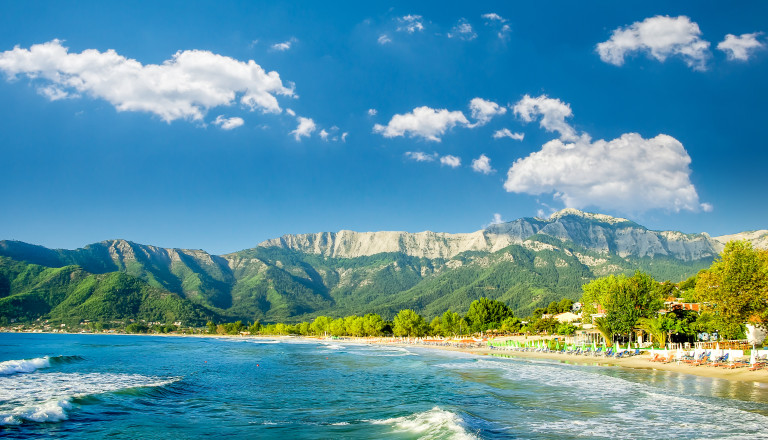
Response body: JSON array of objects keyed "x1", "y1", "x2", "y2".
[{"x1": 2, "y1": 209, "x2": 766, "y2": 326}]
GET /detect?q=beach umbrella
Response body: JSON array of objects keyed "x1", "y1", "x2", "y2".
[{"x1": 750, "y1": 347, "x2": 757, "y2": 366}]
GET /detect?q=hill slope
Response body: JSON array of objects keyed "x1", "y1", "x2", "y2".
[{"x1": 1, "y1": 209, "x2": 766, "y2": 323}]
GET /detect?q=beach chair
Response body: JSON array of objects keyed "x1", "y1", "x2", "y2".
[
  {"x1": 691, "y1": 354, "x2": 709, "y2": 366},
  {"x1": 709, "y1": 353, "x2": 729, "y2": 367},
  {"x1": 649, "y1": 352, "x2": 661, "y2": 362}
]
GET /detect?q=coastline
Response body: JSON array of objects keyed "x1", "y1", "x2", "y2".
[{"x1": 6, "y1": 331, "x2": 768, "y2": 384}]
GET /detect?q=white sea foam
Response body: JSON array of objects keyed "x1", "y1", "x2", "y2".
[
  {"x1": 438, "y1": 358, "x2": 768, "y2": 439},
  {"x1": 0, "y1": 372, "x2": 180, "y2": 425},
  {"x1": 0, "y1": 356, "x2": 52, "y2": 375},
  {"x1": 371, "y1": 407, "x2": 477, "y2": 439},
  {"x1": 248, "y1": 339, "x2": 281, "y2": 344},
  {"x1": 322, "y1": 344, "x2": 345, "y2": 350}
]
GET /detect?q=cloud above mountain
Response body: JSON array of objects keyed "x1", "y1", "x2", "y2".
[
  {"x1": 506, "y1": 95, "x2": 710, "y2": 213},
  {"x1": 0, "y1": 40, "x2": 295, "y2": 123}
]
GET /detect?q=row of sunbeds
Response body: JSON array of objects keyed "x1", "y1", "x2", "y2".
[
  {"x1": 490, "y1": 344, "x2": 640, "y2": 358},
  {"x1": 649, "y1": 351, "x2": 767, "y2": 371}
]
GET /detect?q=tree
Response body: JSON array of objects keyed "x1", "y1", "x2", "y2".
[
  {"x1": 500, "y1": 316, "x2": 522, "y2": 333},
  {"x1": 392, "y1": 309, "x2": 426, "y2": 337},
  {"x1": 580, "y1": 272, "x2": 664, "y2": 340},
  {"x1": 310, "y1": 316, "x2": 331, "y2": 336},
  {"x1": 695, "y1": 240, "x2": 768, "y2": 338},
  {"x1": 206, "y1": 320, "x2": 217, "y2": 334},
  {"x1": 329, "y1": 318, "x2": 346, "y2": 336},
  {"x1": 557, "y1": 298, "x2": 574, "y2": 313},
  {"x1": 248, "y1": 320, "x2": 261, "y2": 335},
  {"x1": 362, "y1": 314, "x2": 385, "y2": 336},
  {"x1": 441, "y1": 310, "x2": 462, "y2": 336},
  {"x1": 465, "y1": 297, "x2": 514, "y2": 332}
]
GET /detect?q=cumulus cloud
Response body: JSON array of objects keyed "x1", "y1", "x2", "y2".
[
  {"x1": 513, "y1": 94, "x2": 578, "y2": 141},
  {"x1": 397, "y1": 15, "x2": 424, "y2": 33},
  {"x1": 493, "y1": 128, "x2": 524, "y2": 140},
  {"x1": 319, "y1": 129, "x2": 329, "y2": 141},
  {"x1": 405, "y1": 151, "x2": 437, "y2": 162},
  {"x1": 367, "y1": 108, "x2": 377, "y2": 116},
  {"x1": 440, "y1": 155, "x2": 461, "y2": 168},
  {"x1": 448, "y1": 19, "x2": 477, "y2": 40},
  {"x1": 717, "y1": 32, "x2": 764, "y2": 61},
  {"x1": 488, "y1": 213, "x2": 504, "y2": 226},
  {"x1": 471, "y1": 154, "x2": 494, "y2": 174},
  {"x1": 290, "y1": 116, "x2": 315, "y2": 141},
  {"x1": 0, "y1": 40, "x2": 294, "y2": 122},
  {"x1": 378, "y1": 34, "x2": 392, "y2": 45},
  {"x1": 373, "y1": 106, "x2": 469, "y2": 142},
  {"x1": 271, "y1": 38, "x2": 297, "y2": 51},
  {"x1": 596, "y1": 15, "x2": 711, "y2": 70},
  {"x1": 468, "y1": 97, "x2": 506, "y2": 126},
  {"x1": 213, "y1": 115, "x2": 244, "y2": 130},
  {"x1": 504, "y1": 132, "x2": 708, "y2": 213}
]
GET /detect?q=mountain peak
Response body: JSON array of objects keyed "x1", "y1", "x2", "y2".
[{"x1": 548, "y1": 208, "x2": 630, "y2": 224}]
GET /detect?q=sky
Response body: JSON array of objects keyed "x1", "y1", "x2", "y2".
[{"x1": 0, "y1": 1, "x2": 766, "y2": 255}]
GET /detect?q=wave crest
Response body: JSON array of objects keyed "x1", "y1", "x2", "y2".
[{"x1": 372, "y1": 407, "x2": 477, "y2": 439}]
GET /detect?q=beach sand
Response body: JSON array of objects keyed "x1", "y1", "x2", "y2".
[{"x1": 371, "y1": 341, "x2": 768, "y2": 384}]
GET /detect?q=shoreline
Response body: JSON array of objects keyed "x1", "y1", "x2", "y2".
[{"x1": 6, "y1": 331, "x2": 768, "y2": 384}]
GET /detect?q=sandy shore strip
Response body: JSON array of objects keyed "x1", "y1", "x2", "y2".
[{"x1": 360, "y1": 340, "x2": 768, "y2": 384}]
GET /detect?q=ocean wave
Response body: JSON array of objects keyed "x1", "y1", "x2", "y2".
[
  {"x1": 371, "y1": 407, "x2": 478, "y2": 439},
  {"x1": 0, "y1": 372, "x2": 181, "y2": 425},
  {"x1": 439, "y1": 358, "x2": 768, "y2": 439},
  {"x1": 0, "y1": 355, "x2": 83, "y2": 376}
]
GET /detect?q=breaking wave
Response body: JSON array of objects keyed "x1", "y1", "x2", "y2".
[
  {"x1": 371, "y1": 407, "x2": 477, "y2": 439},
  {"x1": 0, "y1": 372, "x2": 180, "y2": 425},
  {"x1": 0, "y1": 355, "x2": 83, "y2": 376}
]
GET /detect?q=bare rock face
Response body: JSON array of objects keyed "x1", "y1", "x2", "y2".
[{"x1": 257, "y1": 209, "x2": 765, "y2": 261}]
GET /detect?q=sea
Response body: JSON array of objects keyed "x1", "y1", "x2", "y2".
[{"x1": 1, "y1": 333, "x2": 768, "y2": 439}]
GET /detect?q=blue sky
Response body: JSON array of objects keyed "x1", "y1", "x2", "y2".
[{"x1": 0, "y1": 1, "x2": 766, "y2": 254}]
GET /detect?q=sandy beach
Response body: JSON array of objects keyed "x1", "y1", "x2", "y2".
[{"x1": 350, "y1": 337, "x2": 768, "y2": 384}]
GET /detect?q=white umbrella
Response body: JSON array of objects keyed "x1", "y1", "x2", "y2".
[{"x1": 750, "y1": 347, "x2": 757, "y2": 366}]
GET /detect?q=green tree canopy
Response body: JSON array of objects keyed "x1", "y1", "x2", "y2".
[
  {"x1": 392, "y1": 309, "x2": 426, "y2": 337},
  {"x1": 465, "y1": 297, "x2": 514, "y2": 332},
  {"x1": 695, "y1": 240, "x2": 768, "y2": 338}
]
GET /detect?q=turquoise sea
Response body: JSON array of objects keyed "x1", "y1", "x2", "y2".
[{"x1": 1, "y1": 334, "x2": 768, "y2": 439}]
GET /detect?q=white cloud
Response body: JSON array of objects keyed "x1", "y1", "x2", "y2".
[
  {"x1": 482, "y1": 13, "x2": 511, "y2": 39},
  {"x1": 471, "y1": 154, "x2": 494, "y2": 174},
  {"x1": 513, "y1": 94, "x2": 579, "y2": 141},
  {"x1": 378, "y1": 34, "x2": 392, "y2": 45},
  {"x1": 498, "y1": 24, "x2": 512, "y2": 40},
  {"x1": 271, "y1": 38, "x2": 296, "y2": 52},
  {"x1": 440, "y1": 155, "x2": 461, "y2": 168},
  {"x1": 448, "y1": 19, "x2": 477, "y2": 41},
  {"x1": 717, "y1": 32, "x2": 764, "y2": 61},
  {"x1": 213, "y1": 115, "x2": 244, "y2": 130},
  {"x1": 290, "y1": 116, "x2": 315, "y2": 141},
  {"x1": 319, "y1": 129, "x2": 329, "y2": 141},
  {"x1": 397, "y1": 15, "x2": 424, "y2": 33},
  {"x1": 493, "y1": 128, "x2": 524, "y2": 140},
  {"x1": 285, "y1": 108, "x2": 296, "y2": 117},
  {"x1": 468, "y1": 97, "x2": 506, "y2": 126},
  {"x1": 482, "y1": 13, "x2": 505, "y2": 22},
  {"x1": 373, "y1": 106, "x2": 469, "y2": 142},
  {"x1": 489, "y1": 213, "x2": 504, "y2": 226},
  {"x1": 341, "y1": 132, "x2": 348, "y2": 142},
  {"x1": 367, "y1": 108, "x2": 377, "y2": 116},
  {"x1": 37, "y1": 84, "x2": 71, "y2": 101},
  {"x1": 405, "y1": 151, "x2": 437, "y2": 162},
  {"x1": 0, "y1": 40, "x2": 294, "y2": 122},
  {"x1": 596, "y1": 15, "x2": 710, "y2": 71},
  {"x1": 504, "y1": 132, "x2": 708, "y2": 213}
]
